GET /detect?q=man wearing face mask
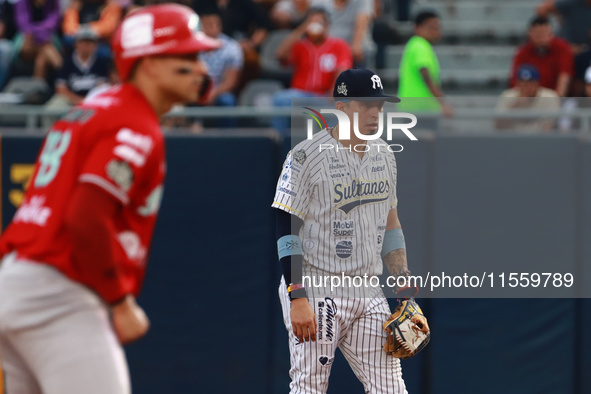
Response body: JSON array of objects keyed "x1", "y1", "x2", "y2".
[{"x1": 272, "y1": 7, "x2": 353, "y2": 134}]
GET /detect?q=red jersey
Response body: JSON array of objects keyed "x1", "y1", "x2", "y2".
[
  {"x1": 0, "y1": 83, "x2": 165, "y2": 300},
  {"x1": 289, "y1": 37, "x2": 353, "y2": 95},
  {"x1": 510, "y1": 37, "x2": 573, "y2": 90}
]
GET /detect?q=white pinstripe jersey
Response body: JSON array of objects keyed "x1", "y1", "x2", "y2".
[{"x1": 272, "y1": 130, "x2": 398, "y2": 277}]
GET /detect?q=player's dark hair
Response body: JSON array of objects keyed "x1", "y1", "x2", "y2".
[
  {"x1": 414, "y1": 10, "x2": 439, "y2": 26},
  {"x1": 127, "y1": 60, "x2": 141, "y2": 82},
  {"x1": 200, "y1": 9, "x2": 221, "y2": 17},
  {"x1": 196, "y1": 3, "x2": 221, "y2": 17},
  {"x1": 306, "y1": 6, "x2": 330, "y2": 24},
  {"x1": 529, "y1": 15, "x2": 550, "y2": 28}
]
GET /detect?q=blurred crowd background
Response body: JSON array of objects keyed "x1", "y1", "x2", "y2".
[{"x1": 0, "y1": 0, "x2": 590, "y2": 133}]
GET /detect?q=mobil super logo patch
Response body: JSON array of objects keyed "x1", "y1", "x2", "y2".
[{"x1": 335, "y1": 241, "x2": 353, "y2": 258}]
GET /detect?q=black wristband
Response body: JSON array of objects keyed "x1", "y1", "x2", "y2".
[{"x1": 289, "y1": 287, "x2": 308, "y2": 300}]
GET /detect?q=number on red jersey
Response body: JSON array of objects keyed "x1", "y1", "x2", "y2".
[{"x1": 34, "y1": 130, "x2": 72, "y2": 188}]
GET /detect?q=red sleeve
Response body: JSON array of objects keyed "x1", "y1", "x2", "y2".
[
  {"x1": 65, "y1": 182, "x2": 128, "y2": 304},
  {"x1": 336, "y1": 39, "x2": 353, "y2": 70},
  {"x1": 79, "y1": 127, "x2": 155, "y2": 205},
  {"x1": 557, "y1": 39, "x2": 574, "y2": 76}
]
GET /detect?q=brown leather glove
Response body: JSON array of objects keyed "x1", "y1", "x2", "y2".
[{"x1": 383, "y1": 300, "x2": 430, "y2": 359}]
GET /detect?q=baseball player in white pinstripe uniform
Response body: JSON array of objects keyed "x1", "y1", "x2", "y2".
[{"x1": 273, "y1": 68, "x2": 420, "y2": 393}]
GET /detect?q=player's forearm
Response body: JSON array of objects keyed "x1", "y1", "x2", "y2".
[
  {"x1": 276, "y1": 208, "x2": 306, "y2": 299},
  {"x1": 383, "y1": 249, "x2": 408, "y2": 280},
  {"x1": 383, "y1": 247, "x2": 413, "y2": 294},
  {"x1": 381, "y1": 215, "x2": 410, "y2": 291},
  {"x1": 68, "y1": 218, "x2": 122, "y2": 299}
]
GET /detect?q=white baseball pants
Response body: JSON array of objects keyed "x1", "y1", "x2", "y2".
[
  {"x1": 279, "y1": 278, "x2": 408, "y2": 394},
  {"x1": 0, "y1": 253, "x2": 130, "y2": 394}
]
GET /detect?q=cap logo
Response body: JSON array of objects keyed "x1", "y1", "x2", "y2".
[
  {"x1": 337, "y1": 82, "x2": 348, "y2": 96},
  {"x1": 371, "y1": 75, "x2": 383, "y2": 89},
  {"x1": 122, "y1": 13, "x2": 154, "y2": 49},
  {"x1": 153, "y1": 26, "x2": 176, "y2": 38}
]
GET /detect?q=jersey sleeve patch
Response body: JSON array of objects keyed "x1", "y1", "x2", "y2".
[
  {"x1": 106, "y1": 159, "x2": 134, "y2": 192},
  {"x1": 272, "y1": 149, "x2": 311, "y2": 220},
  {"x1": 293, "y1": 149, "x2": 307, "y2": 165},
  {"x1": 79, "y1": 127, "x2": 157, "y2": 205}
]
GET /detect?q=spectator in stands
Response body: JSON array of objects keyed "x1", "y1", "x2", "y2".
[
  {"x1": 373, "y1": 0, "x2": 401, "y2": 69},
  {"x1": 536, "y1": 0, "x2": 591, "y2": 52},
  {"x1": 194, "y1": 0, "x2": 274, "y2": 91},
  {"x1": 316, "y1": 0, "x2": 374, "y2": 66},
  {"x1": 271, "y1": 0, "x2": 313, "y2": 29},
  {"x1": 199, "y1": 7, "x2": 243, "y2": 108},
  {"x1": 0, "y1": 0, "x2": 16, "y2": 88},
  {"x1": 84, "y1": 58, "x2": 118, "y2": 101},
  {"x1": 13, "y1": 0, "x2": 62, "y2": 80},
  {"x1": 536, "y1": 0, "x2": 591, "y2": 96},
  {"x1": 570, "y1": 45, "x2": 591, "y2": 96},
  {"x1": 62, "y1": 0, "x2": 123, "y2": 57},
  {"x1": 45, "y1": 27, "x2": 109, "y2": 111},
  {"x1": 510, "y1": 16, "x2": 573, "y2": 97},
  {"x1": 397, "y1": 10, "x2": 453, "y2": 117},
  {"x1": 0, "y1": 0, "x2": 17, "y2": 41},
  {"x1": 586, "y1": 66, "x2": 591, "y2": 96},
  {"x1": 496, "y1": 64, "x2": 561, "y2": 132},
  {"x1": 271, "y1": 7, "x2": 353, "y2": 133}
]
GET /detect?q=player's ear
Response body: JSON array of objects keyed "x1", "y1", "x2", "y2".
[{"x1": 138, "y1": 57, "x2": 160, "y2": 79}]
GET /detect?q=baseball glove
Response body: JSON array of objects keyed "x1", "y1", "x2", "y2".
[{"x1": 383, "y1": 300, "x2": 430, "y2": 359}]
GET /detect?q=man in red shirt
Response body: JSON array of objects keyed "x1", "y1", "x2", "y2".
[
  {"x1": 510, "y1": 16, "x2": 573, "y2": 96},
  {"x1": 272, "y1": 7, "x2": 353, "y2": 133},
  {"x1": 0, "y1": 4, "x2": 219, "y2": 394}
]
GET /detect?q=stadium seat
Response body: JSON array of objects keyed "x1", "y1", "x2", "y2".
[
  {"x1": 239, "y1": 79, "x2": 284, "y2": 107},
  {"x1": 416, "y1": 1, "x2": 540, "y2": 24},
  {"x1": 3, "y1": 77, "x2": 50, "y2": 105},
  {"x1": 238, "y1": 79, "x2": 284, "y2": 127}
]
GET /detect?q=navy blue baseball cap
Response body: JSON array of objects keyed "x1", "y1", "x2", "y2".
[
  {"x1": 517, "y1": 64, "x2": 540, "y2": 81},
  {"x1": 333, "y1": 68, "x2": 400, "y2": 102}
]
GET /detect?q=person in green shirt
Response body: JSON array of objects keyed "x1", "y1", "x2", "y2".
[{"x1": 398, "y1": 10, "x2": 453, "y2": 116}]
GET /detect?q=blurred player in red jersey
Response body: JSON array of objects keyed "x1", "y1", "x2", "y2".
[{"x1": 0, "y1": 4, "x2": 219, "y2": 393}]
